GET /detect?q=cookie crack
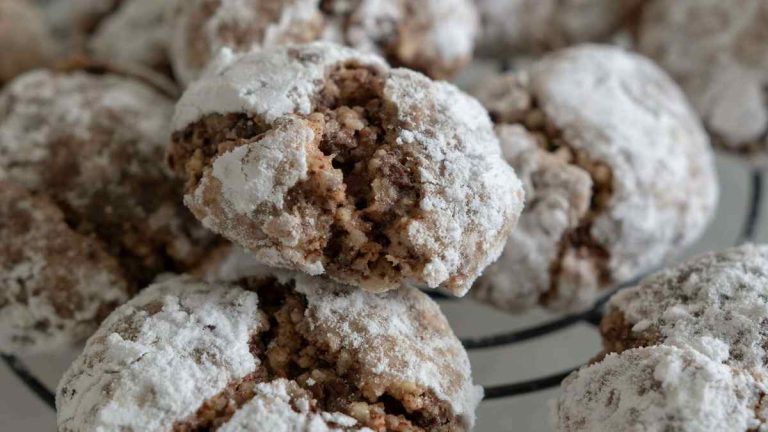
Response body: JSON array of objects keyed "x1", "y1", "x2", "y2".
[
  {"x1": 171, "y1": 278, "x2": 460, "y2": 432},
  {"x1": 511, "y1": 99, "x2": 615, "y2": 306}
]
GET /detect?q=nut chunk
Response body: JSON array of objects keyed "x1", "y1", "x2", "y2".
[{"x1": 169, "y1": 43, "x2": 524, "y2": 295}]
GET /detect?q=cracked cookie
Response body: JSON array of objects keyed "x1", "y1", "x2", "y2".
[
  {"x1": 0, "y1": 67, "x2": 215, "y2": 288},
  {"x1": 557, "y1": 245, "x2": 768, "y2": 431},
  {"x1": 600, "y1": 244, "x2": 768, "y2": 376},
  {"x1": 554, "y1": 345, "x2": 765, "y2": 432},
  {"x1": 474, "y1": 0, "x2": 644, "y2": 59},
  {"x1": 471, "y1": 45, "x2": 718, "y2": 311},
  {"x1": 168, "y1": 0, "x2": 479, "y2": 85},
  {"x1": 638, "y1": 0, "x2": 768, "y2": 164},
  {"x1": 56, "y1": 274, "x2": 482, "y2": 431},
  {"x1": 0, "y1": 181, "x2": 131, "y2": 355},
  {"x1": 0, "y1": 0, "x2": 54, "y2": 86},
  {"x1": 169, "y1": 43, "x2": 524, "y2": 295}
]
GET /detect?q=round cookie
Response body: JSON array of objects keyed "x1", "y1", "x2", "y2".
[
  {"x1": 470, "y1": 45, "x2": 718, "y2": 311},
  {"x1": 84, "y1": 0, "x2": 173, "y2": 75},
  {"x1": 169, "y1": 42, "x2": 524, "y2": 295},
  {"x1": 169, "y1": 0, "x2": 478, "y2": 85},
  {"x1": 554, "y1": 345, "x2": 764, "y2": 432},
  {"x1": 601, "y1": 244, "x2": 768, "y2": 373},
  {"x1": 56, "y1": 274, "x2": 482, "y2": 431},
  {"x1": 638, "y1": 0, "x2": 768, "y2": 163},
  {"x1": 0, "y1": 67, "x2": 214, "y2": 286},
  {"x1": 0, "y1": 181, "x2": 131, "y2": 355},
  {"x1": 0, "y1": 0, "x2": 54, "y2": 86},
  {"x1": 474, "y1": 0, "x2": 643, "y2": 59}
]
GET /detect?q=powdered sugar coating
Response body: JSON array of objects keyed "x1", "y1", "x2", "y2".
[
  {"x1": 0, "y1": 69, "x2": 214, "y2": 284},
  {"x1": 56, "y1": 276, "x2": 264, "y2": 432},
  {"x1": 168, "y1": 0, "x2": 478, "y2": 85},
  {"x1": 472, "y1": 45, "x2": 718, "y2": 311},
  {"x1": 0, "y1": 0, "x2": 54, "y2": 85},
  {"x1": 555, "y1": 346, "x2": 764, "y2": 432},
  {"x1": 219, "y1": 380, "x2": 366, "y2": 432},
  {"x1": 0, "y1": 181, "x2": 130, "y2": 355},
  {"x1": 56, "y1": 273, "x2": 481, "y2": 431},
  {"x1": 173, "y1": 44, "x2": 385, "y2": 130},
  {"x1": 605, "y1": 245, "x2": 768, "y2": 375},
  {"x1": 638, "y1": 0, "x2": 768, "y2": 163},
  {"x1": 172, "y1": 43, "x2": 524, "y2": 295},
  {"x1": 290, "y1": 272, "x2": 483, "y2": 428},
  {"x1": 474, "y1": 0, "x2": 643, "y2": 59}
]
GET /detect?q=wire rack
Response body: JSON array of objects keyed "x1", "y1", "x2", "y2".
[{"x1": 2, "y1": 171, "x2": 764, "y2": 412}]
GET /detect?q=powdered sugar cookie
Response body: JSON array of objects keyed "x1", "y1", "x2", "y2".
[
  {"x1": 474, "y1": 0, "x2": 643, "y2": 59},
  {"x1": 84, "y1": 0, "x2": 173, "y2": 74},
  {"x1": 0, "y1": 181, "x2": 131, "y2": 355},
  {"x1": 601, "y1": 244, "x2": 768, "y2": 374},
  {"x1": 0, "y1": 0, "x2": 54, "y2": 86},
  {"x1": 471, "y1": 45, "x2": 718, "y2": 311},
  {"x1": 554, "y1": 345, "x2": 765, "y2": 432},
  {"x1": 0, "y1": 67, "x2": 214, "y2": 286},
  {"x1": 169, "y1": 0, "x2": 478, "y2": 85},
  {"x1": 57, "y1": 273, "x2": 482, "y2": 431},
  {"x1": 169, "y1": 43, "x2": 524, "y2": 295},
  {"x1": 638, "y1": 0, "x2": 768, "y2": 163}
]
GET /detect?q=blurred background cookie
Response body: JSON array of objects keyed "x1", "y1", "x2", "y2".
[
  {"x1": 0, "y1": 0, "x2": 54, "y2": 86},
  {"x1": 474, "y1": 0, "x2": 644, "y2": 60},
  {"x1": 169, "y1": 0, "x2": 478, "y2": 85},
  {"x1": 471, "y1": 45, "x2": 718, "y2": 312},
  {"x1": 637, "y1": 0, "x2": 768, "y2": 164},
  {"x1": 0, "y1": 66, "x2": 215, "y2": 288}
]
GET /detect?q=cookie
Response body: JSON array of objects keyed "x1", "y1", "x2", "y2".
[
  {"x1": 169, "y1": 0, "x2": 478, "y2": 85},
  {"x1": 0, "y1": 0, "x2": 54, "y2": 86},
  {"x1": 474, "y1": 0, "x2": 643, "y2": 59},
  {"x1": 601, "y1": 244, "x2": 768, "y2": 373},
  {"x1": 470, "y1": 45, "x2": 718, "y2": 311},
  {"x1": 169, "y1": 43, "x2": 524, "y2": 295},
  {"x1": 85, "y1": 0, "x2": 172, "y2": 75},
  {"x1": 560, "y1": 245, "x2": 768, "y2": 430},
  {"x1": 638, "y1": 0, "x2": 768, "y2": 163},
  {"x1": 0, "y1": 67, "x2": 214, "y2": 286},
  {"x1": 56, "y1": 273, "x2": 482, "y2": 431},
  {"x1": 0, "y1": 181, "x2": 131, "y2": 355},
  {"x1": 554, "y1": 345, "x2": 764, "y2": 432}
]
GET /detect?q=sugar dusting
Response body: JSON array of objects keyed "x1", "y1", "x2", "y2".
[
  {"x1": 56, "y1": 272, "x2": 481, "y2": 430},
  {"x1": 56, "y1": 276, "x2": 263, "y2": 432},
  {"x1": 638, "y1": 0, "x2": 768, "y2": 160},
  {"x1": 609, "y1": 244, "x2": 768, "y2": 374},
  {"x1": 555, "y1": 346, "x2": 762, "y2": 431},
  {"x1": 472, "y1": 45, "x2": 718, "y2": 311}
]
